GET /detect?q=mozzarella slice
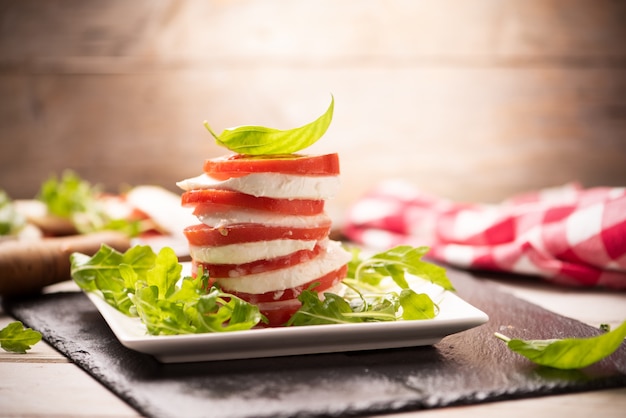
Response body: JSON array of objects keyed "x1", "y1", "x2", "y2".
[
  {"x1": 216, "y1": 240, "x2": 351, "y2": 295},
  {"x1": 189, "y1": 239, "x2": 319, "y2": 265},
  {"x1": 124, "y1": 185, "x2": 197, "y2": 237},
  {"x1": 176, "y1": 172, "x2": 340, "y2": 200},
  {"x1": 195, "y1": 208, "x2": 330, "y2": 229},
  {"x1": 255, "y1": 283, "x2": 346, "y2": 310}
]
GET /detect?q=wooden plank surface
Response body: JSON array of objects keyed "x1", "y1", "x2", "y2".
[
  {"x1": 0, "y1": 307, "x2": 141, "y2": 417},
  {"x1": 1, "y1": 0, "x2": 625, "y2": 210}
]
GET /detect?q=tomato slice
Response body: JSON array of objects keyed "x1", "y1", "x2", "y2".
[
  {"x1": 183, "y1": 222, "x2": 331, "y2": 246},
  {"x1": 193, "y1": 245, "x2": 324, "y2": 278},
  {"x1": 190, "y1": 264, "x2": 346, "y2": 327},
  {"x1": 203, "y1": 153, "x2": 340, "y2": 180},
  {"x1": 256, "y1": 299, "x2": 302, "y2": 328},
  {"x1": 224, "y1": 264, "x2": 347, "y2": 304},
  {"x1": 255, "y1": 268, "x2": 346, "y2": 326},
  {"x1": 182, "y1": 189, "x2": 324, "y2": 216}
]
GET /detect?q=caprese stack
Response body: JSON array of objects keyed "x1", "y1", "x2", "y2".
[{"x1": 176, "y1": 153, "x2": 352, "y2": 326}]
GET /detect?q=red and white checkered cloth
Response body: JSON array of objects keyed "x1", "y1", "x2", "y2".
[{"x1": 343, "y1": 180, "x2": 626, "y2": 289}]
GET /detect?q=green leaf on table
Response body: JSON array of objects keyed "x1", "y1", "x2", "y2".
[
  {"x1": 495, "y1": 320, "x2": 626, "y2": 370},
  {"x1": 0, "y1": 321, "x2": 42, "y2": 353},
  {"x1": 205, "y1": 95, "x2": 334, "y2": 155}
]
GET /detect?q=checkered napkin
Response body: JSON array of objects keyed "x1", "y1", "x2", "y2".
[{"x1": 342, "y1": 180, "x2": 626, "y2": 289}]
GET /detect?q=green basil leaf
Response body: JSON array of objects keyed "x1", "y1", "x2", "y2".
[
  {"x1": 0, "y1": 321, "x2": 42, "y2": 353},
  {"x1": 205, "y1": 95, "x2": 334, "y2": 155},
  {"x1": 495, "y1": 320, "x2": 626, "y2": 370}
]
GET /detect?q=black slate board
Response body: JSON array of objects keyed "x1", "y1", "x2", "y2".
[{"x1": 4, "y1": 269, "x2": 626, "y2": 418}]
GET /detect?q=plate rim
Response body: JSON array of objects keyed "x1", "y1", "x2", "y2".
[{"x1": 87, "y1": 289, "x2": 489, "y2": 363}]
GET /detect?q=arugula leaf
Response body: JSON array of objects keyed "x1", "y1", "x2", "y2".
[
  {"x1": 351, "y1": 245, "x2": 454, "y2": 291},
  {"x1": 144, "y1": 246, "x2": 182, "y2": 299},
  {"x1": 192, "y1": 287, "x2": 264, "y2": 332},
  {"x1": 287, "y1": 290, "x2": 361, "y2": 326},
  {"x1": 0, "y1": 190, "x2": 26, "y2": 236},
  {"x1": 71, "y1": 245, "x2": 264, "y2": 334},
  {"x1": 495, "y1": 320, "x2": 626, "y2": 370},
  {"x1": 38, "y1": 170, "x2": 141, "y2": 236},
  {"x1": 205, "y1": 95, "x2": 334, "y2": 155},
  {"x1": 38, "y1": 170, "x2": 97, "y2": 219},
  {"x1": 72, "y1": 244, "x2": 450, "y2": 332},
  {"x1": 131, "y1": 249, "x2": 263, "y2": 334},
  {"x1": 399, "y1": 289, "x2": 438, "y2": 320},
  {"x1": 71, "y1": 245, "x2": 156, "y2": 315},
  {"x1": 0, "y1": 321, "x2": 42, "y2": 353},
  {"x1": 289, "y1": 245, "x2": 450, "y2": 326}
]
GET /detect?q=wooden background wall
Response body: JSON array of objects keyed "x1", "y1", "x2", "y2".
[{"x1": 1, "y1": 0, "x2": 625, "y2": 214}]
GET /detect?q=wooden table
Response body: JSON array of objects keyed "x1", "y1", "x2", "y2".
[{"x1": 1, "y1": 278, "x2": 625, "y2": 418}]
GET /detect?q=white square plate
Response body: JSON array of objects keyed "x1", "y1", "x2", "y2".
[{"x1": 86, "y1": 287, "x2": 489, "y2": 363}]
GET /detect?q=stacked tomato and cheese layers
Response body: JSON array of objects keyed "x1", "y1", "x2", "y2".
[{"x1": 176, "y1": 153, "x2": 352, "y2": 326}]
